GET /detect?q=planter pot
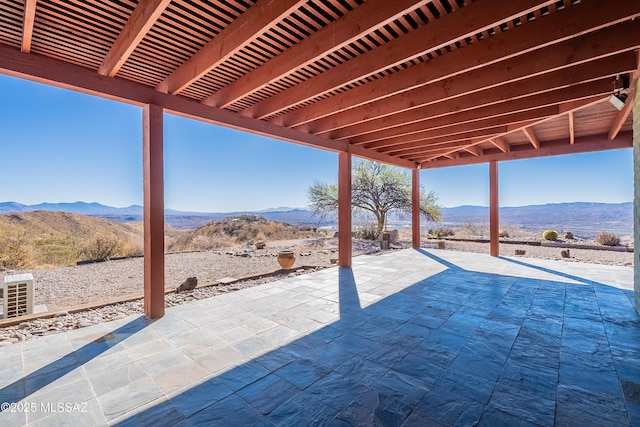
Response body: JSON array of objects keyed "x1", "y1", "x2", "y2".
[{"x1": 278, "y1": 251, "x2": 296, "y2": 270}]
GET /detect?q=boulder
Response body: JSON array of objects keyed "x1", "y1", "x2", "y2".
[
  {"x1": 377, "y1": 229, "x2": 399, "y2": 243},
  {"x1": 176, "y1": 277, "x2": 198, "y2": 293}
]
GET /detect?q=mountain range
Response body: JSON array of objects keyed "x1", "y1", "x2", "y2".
[{"x1": 0, "y1": 201, "x2": 633, "y2": 237}]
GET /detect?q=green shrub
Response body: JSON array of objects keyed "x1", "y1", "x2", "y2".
[
  {"x1": 0, "y1": 238, "x2": 31, "y2": 270},
  {"x1": 595, "y1": 231, "x2": 620, "y2": 246},
  {"x1": 542, "y1": 230, "x2": 558, "y2": 241},
  {"x1": 355, "y1": 223, "x2": 379, "y2": 240},
  {"x1": 433, "y1": 227, "x2": 454, "y2": 237}
]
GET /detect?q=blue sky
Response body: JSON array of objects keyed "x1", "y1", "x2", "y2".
[{"x1": 0, "y1": 74, "x2": 633, "y2": 211}]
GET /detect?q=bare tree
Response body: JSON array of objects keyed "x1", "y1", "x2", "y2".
[{"x1": 308, "y1": 159, "x2": 441, "y2": 236}]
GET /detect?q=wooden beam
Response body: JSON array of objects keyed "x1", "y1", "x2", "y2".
[
  {"x1": 464, "y1": 146, "x2": 483, "y2": 157},
  {"x1": 490, "y1": 137, "x2": 510, "y2": 153},
  {"x1": 98, "y1": 0, "x2": 171, "y2": 77},
  {"x1": 143, "y1": 104, "x2": 165, "y2": 319},
  {"x1": 420, "y1": 95, "x2": 605, "y2": 162},
  {"x1": 489, "y1": 161, "x2": 499, "y2": 257},
  {"x1": 523, "y1": 127, "x2": 540, "y2": 149},
  {"x1": 0, "y1": 43, "x2": 414, "y2": 169},
  {"x1": 21, "y1": 0, "x2": 37, "y2": 53},
  {"x1": 338, "y1": 152, "x2": 352, "y2": 268},
  {"x1": 206, "y1": 0, "x2": 430, "y2": 108},
  {"x1": 569, "y1": 111, "x2": 575, "y2": 144},
  {"x1": 283, "y1": 4, "x2": 640, "y2": 128},
  {"x1": 158, "y1": 0, "x2": 307, "y2": 95},
  {"x1": 334, "y1": 55, "x2": 635, "y2": 142},
  {"x1": 311, "y1": 32, "x2": 640, "y2": 135},
  {"x1": 412, "y1": 168, "x2": 420, "y2": 249},
  {"x1": 246, "y1": 0, "x2": 558, "y2": 119},
  {"x1": 421, "y1": 132, "x2": 633, "y2": 168}
]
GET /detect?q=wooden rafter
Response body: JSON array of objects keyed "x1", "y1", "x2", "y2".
[
  {"x1": 422, "y1": 132, "x2": 633, "y2": 168},
  {"x1": 335, "y1": 59, "x2": 632, "y2": 144},
  {"x1": 568, "y1": 111, "x2": 575, "y2": 144},
  {"x1": 283, "y1": 3, "x2": 640, "y2": 128},
  {"x1": 157, "y1": 0, "x2": 308, "y2": 95},
  {"x1": 205, "y1": 0, "x2": 431, "y2": 108},
  {"x1": 245, "y1": 0, "x2": 558, "y2": 119},
  {"x1": 21, "y1": 0, "x2": 37, "y2": 53},
  {"x1": 523, "y1": 127, "x2": 541, "y2": 149},
  {"x1": 98, "y1": 0, "x2": 171, "y2": 77},
  {"x1": 490, "y1": 137, "x2": 510, "y2": 153},
  {"x1": 308, "y1": 25, "x2": 640, "y2": 135}
]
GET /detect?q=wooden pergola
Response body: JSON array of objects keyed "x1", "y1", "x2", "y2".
[{"x1": 1, "y1": 0, "x2": 638, "y2": 318}]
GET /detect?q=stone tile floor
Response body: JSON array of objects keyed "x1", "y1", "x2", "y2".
[{"x1": 0, "y1": 248, "x2": 638, "y2": 426}]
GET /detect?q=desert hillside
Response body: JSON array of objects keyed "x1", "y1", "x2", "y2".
[
  {"x1": 169, "y1": 215, "x2": 320, "y2": 252},
  {"x1": 0, "y1": 211, "x2": 144, "y2": 269}
]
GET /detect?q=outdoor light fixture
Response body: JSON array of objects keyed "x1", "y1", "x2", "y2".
[
  {"x1": 416, "y1": 162, "x2": 422, "y2": 170},
  {"x1": 609, "y1": 74, "x2": 630, "y2": 111},
  {"x1": 609, "y1": 92, "x2": 628, "y2": 111}
]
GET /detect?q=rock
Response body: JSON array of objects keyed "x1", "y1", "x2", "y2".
[
  {"x1": 176, "y1": 277, "x2": 198, "y2": 293},
  {"x1": 78, "y1": 320, "x2": 94, "y2": 328},
  {"x1": 18, "y1": 322, "x2": 30, "y2": 329},
  {"x1": 561, "y1": 250, "x2": 570, "y2": 258},
  {"x1": 54, "y1": 311, "x2": 69, "y2": 317},
  {"x1": 377, "y1": 229, "x2": 399, "y2": 243},
  {"x1": 565, "y1": 232, "x2": 574, "y2": 240},
  {"x1": 515, "y1": 249, "x2": 526, "y2": 256},
  {"x1": 255, "y1": 240, "x2": 266, "y2": 249}
]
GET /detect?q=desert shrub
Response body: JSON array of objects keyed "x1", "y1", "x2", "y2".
[
  {"x1": 595, "y1": 231, "x2": 620, "y2": 246},
  {"x1": 355, "y1": 222, "x2": 379, "y2": 240},
  {"x1": 542, "y1": 230, "x2": 558, "y2": 241},
  {"x1": 0, "y1": 237, "x2": 31, "y2": 270},
  {"x1": 78, "y1": 235, "x2": 123, "y2": 261},
  {"x1": 459, "y1": 222, "x2": 486, "y2": 238},
  {"x1": 499, "y1": 229, "x2": 510, "y2": 238},
  {"x1": 433, "y1": 227, "x2": 454, "y2": 237}
]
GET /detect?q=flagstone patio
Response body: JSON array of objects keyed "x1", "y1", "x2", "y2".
[{"x1": 0, "y1": 248, "x2": 638, "y2": 426}]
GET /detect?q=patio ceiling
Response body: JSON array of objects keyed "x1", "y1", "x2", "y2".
[{"x1": 1, "y1": 0, "x2": 639, "y2": 168}]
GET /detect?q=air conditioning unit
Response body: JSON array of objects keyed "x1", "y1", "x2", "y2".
[{"x1": 3, "y1": 274, "x2": 34, "y2": 318}]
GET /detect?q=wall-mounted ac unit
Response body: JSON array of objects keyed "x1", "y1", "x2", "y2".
[{"x1": 3, "y1": 274, "x2": 34, "y2": 318}]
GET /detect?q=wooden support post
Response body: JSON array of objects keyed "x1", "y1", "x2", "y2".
[
  {"x1": 143, "y1": 104, "x2": 165, "y2": 318},
  {"x1": 338, "y1": 152, "x2": 352, "y2": 268},
  {"x1": 412, "y1": 168, "x2": 421, "y2": 249},
  {"x1": 489, "y1": 161, "x2": 499, "y2": 257}
]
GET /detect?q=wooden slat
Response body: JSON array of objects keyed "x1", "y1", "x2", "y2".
[
  {"x1": 523, "y1": 126, "x2": 540, "y2": 149},
  {"x1": 246, "y1": 0, "x2": 558, "y2": 119},
  {"x1": 205, "y1": 0, "x2": 431, "y2": 108},
  {"x1": 157, "y1": 0, "x2": 308, "y2": 95},
  {"x1": 283, "y1": 5, "x2": 640, "y2": 128}
]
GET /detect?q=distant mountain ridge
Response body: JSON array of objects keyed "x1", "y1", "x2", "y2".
[{"x1": 0, "y1": 201, "x2": 632, "y2": 236}]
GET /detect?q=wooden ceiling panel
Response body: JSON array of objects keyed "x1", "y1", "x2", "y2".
[{"x1": 0, "y1": 0, "x2": 636, "y2": 168}]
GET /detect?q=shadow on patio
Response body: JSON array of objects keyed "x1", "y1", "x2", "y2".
[{"x1": 107, "y1": 249, "x2": 640, "y2": 426}]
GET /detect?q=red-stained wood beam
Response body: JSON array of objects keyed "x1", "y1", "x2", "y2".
[
  {"x1": 206, "y1": 0, "x2": 430, "y2": 108},
  {"x1": 490, "y1": 137, "x2": 510, "y2": 153},
  {"x1": 158, "y1": 0, "x2": 307, "y2": 95},
  {"x1": 489, "y1": 161, "x2": 499, "y2": 257},
  {"x1": 309, "y1": 27, "x2": 640, "y2": 135},
  {"x1": 246, "y1": 0, "x2": 557, "y2": 119},
  {"x1": 412, "y1": 168, "x2": 420, "y2": 249},
  {"x1": 421, "y1": 132, "x2": 633, "y2": 168},
  {"x1": 465, "y1": 146, "x2": 483, "y2": 157},
  {"x1": 143, "y1": 104, "x2": 165, "y2": 319},
  {"x1": 21, "y1": 0, "x2": 37, "y2": 53},
  {"x1": 418, "y1": 96, "x2": 605, "y2": 162},
  {"x1": 336, "y1": 56, "x2": 635, "y2": 143},
  {"x1": 338, "y1": 152, "x2": 352, "y2": 268},
  {"x1": 569, "y1": 111, "x2": 575, "y2": 144},
  {"x1": 98, "y1": 0, "x2": 171, "y2": 77},
  {"x1": 366, "y1": 107, "x2": 558, "y2": 152},
  {"x1": 0, "y1": 43, "x2": 414, "y2": 169},
  {"x1": 282, "y1": 3, "x2": 640, "y2": 128},
  {"x1": 523, "y1": 127, "x2": 541, "y2": 149}
]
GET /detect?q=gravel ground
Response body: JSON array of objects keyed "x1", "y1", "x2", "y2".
[{"x1": 0, "y1": 237, "x2": 633, "y2": 345}]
